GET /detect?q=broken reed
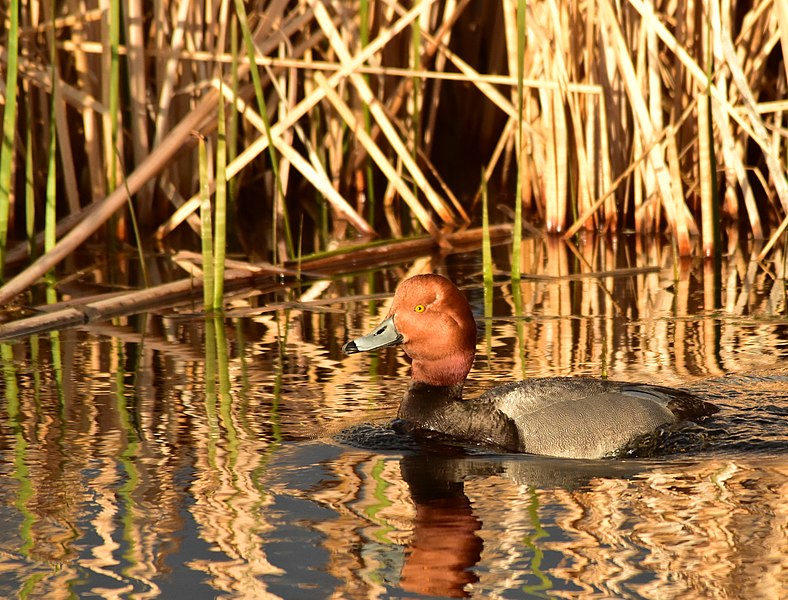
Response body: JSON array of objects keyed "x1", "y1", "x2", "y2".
[{"x1": 0, "y1": 0, "x2": 787, "y2": 304}]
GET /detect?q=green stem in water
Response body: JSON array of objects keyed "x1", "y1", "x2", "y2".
[
  {"x1": 214, "y1": 86, "x2": 228, "y2": 310},
  {"x1": 199, "y1": 138, "x2": 215, "y2": 311}
]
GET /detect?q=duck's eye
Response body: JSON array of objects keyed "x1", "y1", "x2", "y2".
[{"x1": 414, "y1": 304, "x2": 426, "y2": 313}]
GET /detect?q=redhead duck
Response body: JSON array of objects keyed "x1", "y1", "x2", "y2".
[{"x1": 343, "y1": 274, "x2": 718, "y2": 459}]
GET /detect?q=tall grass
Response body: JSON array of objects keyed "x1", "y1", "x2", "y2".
[
  {"x1": 0, "y1": 0, "x2": 19, "y2": 280},
  {"x1": 198, "y1": 137, "x2": 215, "y2": 312},
  {"x1": 214, "y1": 88, "x2": 228, "y2": 310},
  {"x1": 0, "y1": 0, "x2": 786, "y2": 303},
  {"x1": 510, "y1": 0, "x2": 527, "y2": 284}
]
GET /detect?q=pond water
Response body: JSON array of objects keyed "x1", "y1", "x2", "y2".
[{"x1": 0, "y1": 235, "x2": 787, "y2": 599}]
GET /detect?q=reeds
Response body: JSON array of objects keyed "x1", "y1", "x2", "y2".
[
  {"x1": 0, "y1": 0, "x2": 19, "y2": 280},
  {"x1": 0, "y1": 1, "x2": 786, "y2": 304}
]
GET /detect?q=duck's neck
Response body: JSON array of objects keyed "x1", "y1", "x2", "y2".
[
  {"x1": 398, "y1": 380, "x2": 464, "y2": 421},
  {"x1": 397, "y1": 380, "x2": 521, "y2": 452},
  {"x1": 409, "y1": 379, "x2": 465, "y2": 399},
  {"x1": 409, "y1": 353, "x2": 474, "y2": 388}
]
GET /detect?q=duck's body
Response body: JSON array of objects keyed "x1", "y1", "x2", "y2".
[
  {"x1": 396, "y1": 378, "x2": 712, "y2": 458},
  {"x1": 343, "y1": 274, "x2": 718, "y2": 459}
]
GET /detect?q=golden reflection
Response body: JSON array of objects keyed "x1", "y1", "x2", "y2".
[
  {"x1": 0, "y1": 234, "x2": 785, "y2": 598},
  {"x1": 262, "y1": 448, "x2": 788, "y2": 599}
]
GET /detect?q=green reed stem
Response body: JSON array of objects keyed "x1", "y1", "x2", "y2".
[
  {"x1": 1, "y1": 343, "x2": 19, "y2": 419},
  {"x1": 232, "y1": 0, "x2": 293, "y2": 261},
  {"x1": 213, "y1": 89, "x2": 228, "y2": 310},
  {"x1": 360, "y1": 0, "x2": 376, "y2": 223},
  {"x1": 513, "y1": 281, "x2": 527, "y2": 379},
  {"x1": 45, "y1": 274, "x2": 64, "y2": 403},
  {"x1": 482, "y1": 170, "x2": 494, "y2": 359},
  {"x1": 233, "y1": 318, "x2": 252, "y2": 431},
  {"x1": 482, "y1": 171, "x2": 493, "y2": 286},
  {"x1": 511, "y1": 0, "x2": 527, "y2": 283},
  {"x1": 269, "y1": 310, "x2": 286, "y2": 444},
  {"x1": 367, "y1": 458, "x2": 396, "y2": 544},
  {"x1": 199, "y1": 138, "x2": 215, "y2": 311},
  {"x1": 0, "y1": 0, "x2": 20, "y2": 280},
  {"x1": 25, "y1": 104, "x2": 35, "y2": 261}
]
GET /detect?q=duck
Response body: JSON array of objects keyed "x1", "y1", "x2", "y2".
[{"x1": 343, "y1": 273, "x2": 719, "y2": 459}]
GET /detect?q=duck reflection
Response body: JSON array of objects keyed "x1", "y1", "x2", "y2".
[
  {"x1": 395, "y1": 449, "x2": 644, "y2": 597},
  {"x1": 398, "y1": 451, "x2": 483, "y2": 598}
]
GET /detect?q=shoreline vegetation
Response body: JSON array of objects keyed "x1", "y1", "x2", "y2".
[{"x1": 0, "y1": 0, "x2": 787, "y2": 313}]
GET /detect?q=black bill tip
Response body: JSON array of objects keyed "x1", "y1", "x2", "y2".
[{"x1": 343, "y1": 340, "x2": 360, "y2": 355}]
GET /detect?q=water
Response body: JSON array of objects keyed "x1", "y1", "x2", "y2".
[{"x1": 0, "y1": 235, "x2": 787, "y2": 599}]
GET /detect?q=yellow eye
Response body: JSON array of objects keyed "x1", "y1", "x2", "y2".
[{"x1": 414, "y1": 304, "x2": 426, "y2": 313}]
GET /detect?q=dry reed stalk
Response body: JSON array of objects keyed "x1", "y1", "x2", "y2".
[
  {"x1": 698, "y1": 9, "x2": 719, "y2": 259},
  {"x1": 645, "y1": 12, "x2": 663, "y2": 217},
  {"x1": 316, "y1": 74, "x2": 444, "y2": 243},
  {"x1": 601, "y1": 0, "x2": 693, "y2": 253},
  {"x1": 564, "y1": 128, "x2": 666, "y2": 239},
  {"x1": 757, "y1": 213, "x2": 788, "y2": 260},
  {"x1": 1, "y1": 0, "x2": 787, "y2": 306},
  {"x1": 548, "y1": 0, "x2": 596, "y2": 230},
  {"x1": 0, "y1": 268, "x2": 281, "y2": 340},
  {"x1": 49, "y1": 39, "x2": 611, "y2": 93},
  {"x1": 152, "y1": 0, "x2": 191, "y2": 150},
  {"x1": 348, "y1": 0, "x2": 473, "y2": 223},
  {"x1": 778, "y1": 0, "x2": 788, "y2": 85},
  {"x1": 65, "y1": 0, "x2": 105, "y2": 203},
  {"x1": 630, "y1": 0, "x2": 788, "y2": 211},
  {"x1": 698, "y1": 90, "x2": 715, "y2": 256},
  {"x1": 153, "y1": 4, "x2": 321, "y2": 234},
  {"x1": 472, "y1": 115, "x2": 517, "y2": 210},
  {"x1": 548, "y1": 84, "x2": 569, "y2": 232},
  {"x1": 0, "y1": 224, "x2": 512, "y2": 339},
  {"x1": 310, "y1": 0, "x2": 461, "y2": 229},
  {"x1": 709, "y1": 0, "x2": 741, "y2": 225},
  {"x1": 40, "y1": 0, "x2": 80, "y2": 216},
  {"x1": 156, "y1": 1, "x2": 426, "y2": 240},
  {"x1": 0, "y1": 85, "x2": 224, "y2": 305},
  {"x1": 721, "y1": 35, "x2": 788, "y2": 217},
  {"x1": 633, "y1": 21, "x2": 653, "y2": 233},
  {"x1": 422, "y1": 0, "x2": 462, "y2": 156},
  {"x1": 122, "y1": 0, "x2": 152, "y2": 219},
  {"x1": 666, "y1": 130, "x2": 694, "y2": 250},
  {"x1": 388, "y1": 2, "x2": 517, "y2": 119},
  {"x1": 229, "y1": 82, "x2": 374, "y2": 236}
]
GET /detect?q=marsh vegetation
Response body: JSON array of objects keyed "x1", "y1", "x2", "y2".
[
  {"x1": 1, "y1": 4, "x2": 788, "y2": 595},
  {"x1": 0, "y1": 0, "x2": 786, "y2": 314}
]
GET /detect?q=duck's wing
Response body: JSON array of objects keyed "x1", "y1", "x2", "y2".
[{"x1": 483, "y1": 377, "x2": 713, "y2": 459}]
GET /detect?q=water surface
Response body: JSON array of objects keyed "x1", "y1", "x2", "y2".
[{"x1": 1, "y1": 235, "x2": 787, "y2": 598}]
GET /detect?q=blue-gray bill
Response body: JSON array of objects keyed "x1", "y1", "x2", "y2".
[{"x1": 343, "y1": 316, "x2": 403, "y2": 354}]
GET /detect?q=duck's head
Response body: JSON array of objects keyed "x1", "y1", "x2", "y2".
[{"x1": 343, "y1": 274, "x2": 477, "y2": 387}]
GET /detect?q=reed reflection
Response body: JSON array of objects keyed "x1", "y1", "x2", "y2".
[
  {"x1": 0, "y1": 232, "x2": 785, "y2": 598},
  {"x1": 393, "y1": 452, "x2": 644, "y2": 598},
  {"x1": 264, "y1": 445, "x2": 787, "y2": 599}
]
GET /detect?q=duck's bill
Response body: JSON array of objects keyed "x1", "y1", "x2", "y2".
[{"x1": 343, "y1": 316, "x2": 403, "y2": 354}]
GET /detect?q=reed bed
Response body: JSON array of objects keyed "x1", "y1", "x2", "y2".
[{"x1": 0, "y1": 0, "x2": 786, "y2": 304}]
